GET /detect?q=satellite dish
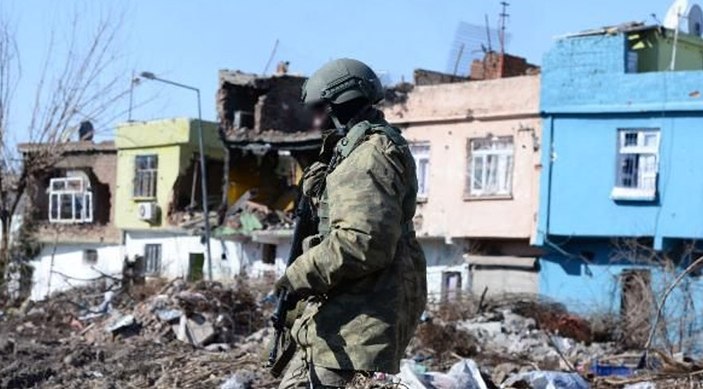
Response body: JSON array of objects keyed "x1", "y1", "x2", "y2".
[
  {"x1": 688, "y1": 4, "x2": 703, "y2": 36},
  {"x1": 664, "y1": 0, "x2": 689, "y2": 30}
]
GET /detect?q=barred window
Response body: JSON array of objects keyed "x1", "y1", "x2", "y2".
[
  {"x1": 612, "y1": 129, "x2": 660, "y2": 201},
  {"x1": 134, "y1": 155, "x2": 158, "y2": 198},
  {"x1": 144, "y1": 244, "x2": 162, "y2": 275}
]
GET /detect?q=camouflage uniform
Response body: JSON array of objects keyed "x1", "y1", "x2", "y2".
[{"x1": 278, "y1": 110, "x2": 427, "y2": 388}]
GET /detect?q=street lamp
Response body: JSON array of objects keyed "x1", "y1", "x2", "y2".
[{"x1": 139, "y1": 72, "x2": 213, "y2": 281}]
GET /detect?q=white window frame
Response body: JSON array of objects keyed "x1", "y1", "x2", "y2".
[
  {"x1": 467, "y1": 136, "x2": 514, "y2": 197},
  {"x1": 144, "y1": 244, "x2": 162, "y2": 276},
  {"x1": 133, "y1": 155, "x2": 158, "y2": 198},
  {"x1": 611, "y1": 129, "x2": 660, "y2": 201},
  {"x1": 48, "y1": 177, "x2": 93, "y2": 223},
  {"x1": 409, "y1": 142, "x2": 431, "y2": 199}
]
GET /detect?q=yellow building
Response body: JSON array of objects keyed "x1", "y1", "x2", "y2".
[
  {"x1": 114, "y1": 117, "x2": 223, "y2": 230},
  {"x1": 114, "y1": 117, "x2": 243, "y2": 281}
]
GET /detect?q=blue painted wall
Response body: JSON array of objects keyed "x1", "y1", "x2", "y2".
[
  {"x1": 538, "y1": 32, "x2": 703, "y2": 246},
  {"x1": 541, "y1": 34, "x2": 703, "y2": 113},
  {"x1": 537, "y1": 29, "x2": 703, "y2": 350}
]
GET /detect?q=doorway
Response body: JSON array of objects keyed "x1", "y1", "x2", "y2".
[{"x1": 188, "y1": 253, "x2": 205, "y2": 282}]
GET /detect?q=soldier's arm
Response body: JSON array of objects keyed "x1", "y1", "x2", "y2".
[{"x1": 284, "y1": 137, "x2": 407, "y2": 295}]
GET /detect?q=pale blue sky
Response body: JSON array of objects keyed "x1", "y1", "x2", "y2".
[{"x1": 6, "y1": 0, "x2": 675, "y2": 140}]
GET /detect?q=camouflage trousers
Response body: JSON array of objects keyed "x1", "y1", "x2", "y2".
[{"x1": 278, "y1": 351, "x2": 356, "y2": 389}]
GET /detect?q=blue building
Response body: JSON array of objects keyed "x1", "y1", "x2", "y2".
[{"x1": 536, "y1": 23, "x2": 703, "y2": 348}]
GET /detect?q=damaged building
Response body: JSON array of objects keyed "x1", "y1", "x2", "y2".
[
  {"x1": 215, "y1": 60, "x2": 544, "y2": 297},
  {"x1": 383, "y1": 52, "x2": 542, "y2": 301},
  {"x1": 114, "y1": 117, "x2": 239, "y2": 281},
  {"x1": 215, "y1": 70, "x2": 320, "y2": 277},
  {"x1": 19, "y1": 124, "x2": 122, "y2": 300}
]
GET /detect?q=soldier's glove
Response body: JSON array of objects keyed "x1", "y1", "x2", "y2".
[
  {"x1": 274, "y1": 275, "x2": 307, "y2": 328},
  {"x1": 275, "y1": 274, "x2": 314, "y2": 300}
]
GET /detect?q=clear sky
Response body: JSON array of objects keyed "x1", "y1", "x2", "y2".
[{"x1": 5, "y1": 0, "x2": 677, "y2": 140}]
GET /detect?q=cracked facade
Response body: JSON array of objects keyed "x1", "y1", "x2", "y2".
[{"x1": 19, "y1": 138, "x2": 123, "y2": 299}]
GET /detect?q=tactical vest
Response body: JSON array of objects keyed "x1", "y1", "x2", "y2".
[{"x1": 316, "y1": 120, "x2": 410, "y2": 237}]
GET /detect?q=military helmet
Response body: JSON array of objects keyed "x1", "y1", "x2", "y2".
[{"x1": 302, "y1": 58, "x2": 384, "y2": 106}]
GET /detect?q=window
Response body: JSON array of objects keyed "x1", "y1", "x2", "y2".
[
  {"x1": 262, "y1": 244, "x2": 276, "y2": 264},
  {"x1": 467, "y1": 136, "x2": 514, "y2": 197},
  {"x1": 48, "y1": 177, "x2": 93, "y2": 223},
  {"x1": 441, "y1": 271, "x2": 462, "y2": 302},
  {"x1": 134, "y1": 155, "x2": 158, "y2": 198},
  {"x1": 612, "y1": 129, "x2": 660, "y2": 201},
  {"x1": 144, "y1": 244, "x2": 162, "y2": 275},
  {"x1": 83, "y1": 249, "x2": 98, "y2": 265},
  {"x1": 409, "y1": 143, "x2": 430, "y2": 199}
]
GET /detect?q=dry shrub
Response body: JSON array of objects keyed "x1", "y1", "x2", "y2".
[
  {"x1": 433, "y1": 293, "x2": 478, "y2": 322},
  {"x1": 414, "y1": 321, "x2": 478, "y2": 366}
]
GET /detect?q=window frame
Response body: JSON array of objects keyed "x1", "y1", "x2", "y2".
[
  {"x1": 133, "y1": 155, "x2": 159, "y2": 199},
  {"x1": 144, "y1": 243, "x2": 162, "y2": 276},
  {"x1": 83, "y1": 249, "x2": 98, "y2": 265},
  {"x1": 611, "y1": 128, "x2": 660, "y2": 201},
  {"x1": 48, "y1": 177, "x2": 93, "y2": 223},
  {"x1": 466, "y1": 135, "x2": 515, "y2": 199},
  {"x1": 409, "y1": 142, "x2": 431, "y2": 200}
]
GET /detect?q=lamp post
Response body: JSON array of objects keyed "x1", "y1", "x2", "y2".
[{"x1": 139, "y1": 72, "x2": 213, "y2": 281}]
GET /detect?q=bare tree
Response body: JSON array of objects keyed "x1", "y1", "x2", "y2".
[
  {"x1": 0, "y1": 10, "x2": 130, "y2": 293},
  {"x1": 611, "y1": 238, "x2": 702, "y2": 354}
]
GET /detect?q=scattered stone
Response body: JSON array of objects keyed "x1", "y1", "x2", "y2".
[
  {"x1": 459, "y1": 321, "x2": 502, "y2": 339},
  {"x1": 0, "y1": 337, "x2": 15, "y2": 354},
  {"x1": 220, "y1": 371, "x2": 256, "y2": 389},
  {"x1": 501, "y1": 310, "x2": 537, "y2": 334},
  {"x1": 106, "y1": 314, "x2": 136, "y2": 334},
  {"x1": 176, "y1": 314, "x2": 216, "y2": 346},
  {"x1": 155, "y1": 308, "x2": 182, "y2": 322},
  {"x1": 205, "y1": 343, "x2": 231, "y2": 352},
  {"x1": 491, "y1": 362, "x2": 518, "y2": 385}
]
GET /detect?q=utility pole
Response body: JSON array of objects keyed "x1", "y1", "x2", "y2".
[
  {"x1": 138, "y1": 72, "x2": 214, "y2": 281},
  {"x1": 499, "y1": 1, "x2": 510, "y2": 55}
]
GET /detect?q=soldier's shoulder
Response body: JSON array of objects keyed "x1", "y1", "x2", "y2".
[{"x1": 365, "y1": 123, "x2": 407, "y2": 151}]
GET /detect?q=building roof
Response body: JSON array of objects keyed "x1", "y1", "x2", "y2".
[
  {"x1": 218, "y1": 69, "x2": 307, "y2": 86},
  {"x1": 18, "y1": 140, "x2": 116, "y2": 154},
  {"x1": 222, "y1": 128, "x2": 321, "y2": 150},
  {"x1": 562, "y1": 22, "x2": 659, "y2": 38}
]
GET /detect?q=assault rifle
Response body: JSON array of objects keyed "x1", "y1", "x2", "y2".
[{"x1": 267, "y1": 194, "x2": 316, "y2": 377}]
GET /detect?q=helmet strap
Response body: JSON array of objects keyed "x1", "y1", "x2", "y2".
[
  {"x1": 326, "y1": 106, "x2": 347, "y2": 134},
  {"x1": 327, "y1": 102, "x2": 373, "y2": 134}
]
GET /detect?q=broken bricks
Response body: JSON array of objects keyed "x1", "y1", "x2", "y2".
[{"x1": 175, "y1": 313, "x2": 216, "y2": 347}]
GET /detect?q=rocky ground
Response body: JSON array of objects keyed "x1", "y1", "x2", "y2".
[{"x1": 0, "y1": 279, "x2": 700, "y2": 388}]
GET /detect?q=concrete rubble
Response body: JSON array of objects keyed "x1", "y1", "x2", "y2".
[{"x1": 1, "y1": 280, "x2": 702, "y2": 388}]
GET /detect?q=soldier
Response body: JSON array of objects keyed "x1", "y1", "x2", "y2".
[{"x1": 275, "y1": 58, "x2": 427, "y2": 388}]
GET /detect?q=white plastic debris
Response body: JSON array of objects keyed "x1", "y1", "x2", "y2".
[
  {"x1": 395, "y1": 358, "x2": 488, "y2": 389},
  {"x1": 502, "y1": 371, "x2": 589, "y2": 389},
  {"x1": 106, "y1": 314, "x2": 136, "y2": 334},
  {"x1": 96, "y1": 291, "x2": 115, "y2": 314},
  {"x1": 154, "y1": 308, "x2": 182, "y2": 322},
  {"x1": 623, "y1": 383, "x2": 656, "y2": 389},
  {"x1": 220, "y1": 371, "x2": 255, "y2": 389},
  {"x1": 396, "y1": 359, "x2": 429, "y2": 389}
]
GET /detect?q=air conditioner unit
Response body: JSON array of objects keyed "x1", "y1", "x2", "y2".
[{"x1": 137, "y1": 202, "x2": 158, "y2": 222}]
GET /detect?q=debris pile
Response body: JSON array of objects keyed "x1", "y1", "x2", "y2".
[
  {"x1": 2, "y1": 283, "x2": 703, "y2": 388},
  {"x1": 0, "y1": 278, "x2": 277, "y2": 388},
  {"x1": 216, "y1": 189, "x2": 295, "y2": 238}
]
